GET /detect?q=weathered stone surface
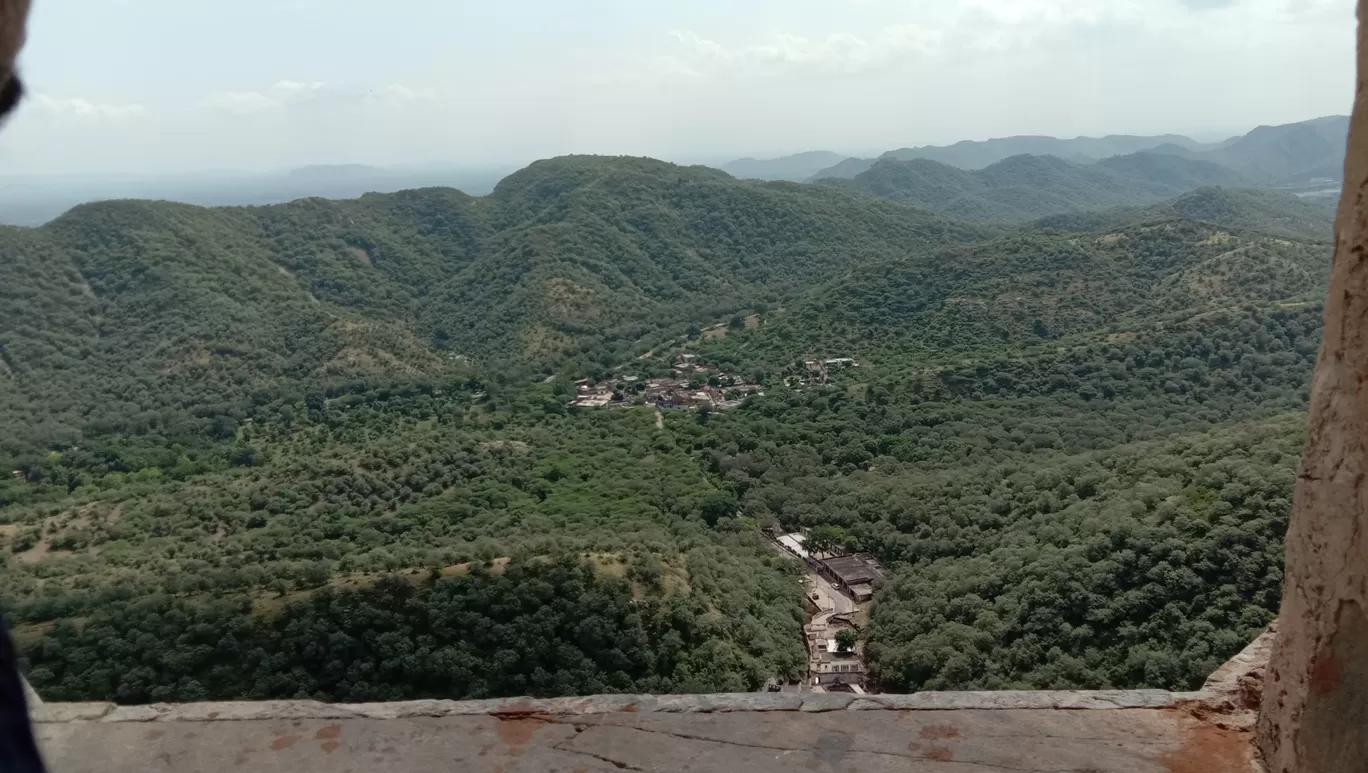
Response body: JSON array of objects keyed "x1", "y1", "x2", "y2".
[
  {"x1": 101, "y1": 705, "x2": 167, "y2": 722},
  {"x1": 29, "y1": 703, "x2": 112, "y2": 723},
  {"x1": 33, "y1": 704, "x2": 1257, "y2": 773},
  {"x1": 1257, "y1": 5, "x2": 1368, "y2": 772},
  {"x1": 858, "y1": 689, "x2": 1177, "y2": 711},
  {"x1": 28, "y1": 689, "x2": 1193, "y2": 725},
  {"x1": 159, "y1": 701, "x2": 364, "y2": 722}
]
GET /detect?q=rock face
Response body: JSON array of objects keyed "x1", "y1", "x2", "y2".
[{"x1": 1257, "y1": 4, "x2": 1368, "y2": 771}]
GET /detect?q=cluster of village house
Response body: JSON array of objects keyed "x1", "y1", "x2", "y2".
[
  {"x1": 768, "y1": 529, "x2": 887, "y2": 693},
  {"x1": 569, "y1": 353, "x2": 861, "y2": 410},
  {"x1": 784, "y1": 357, "x2": 857, "y2": 388},
  {"x1": 568, "y1": 354, "x2": 765, "y2": 410}
]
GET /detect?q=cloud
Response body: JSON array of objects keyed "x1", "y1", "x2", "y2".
[
  {"x1": 660, "y1": 25, "x2": 941, "y2": 78},
  {"x1": 1179, "y1": 0, "x2": 1236, "y2": 8},
  {"x1": 205, "y1": 90, "x2": 278, "y2": 115},
  {"x1": 384, "y1": 84, "x2": 436, "y2": 101},
  {"x1": 29, "y1": 95, "x2": 146, "y2": 120},
  {"x1": 206, "y1": 80, "x2": 436, "y2": 114}
]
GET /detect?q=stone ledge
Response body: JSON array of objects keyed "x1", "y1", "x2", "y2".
[{"x1": 30, "y1": 688, "x2": 1194, "y2": 723}]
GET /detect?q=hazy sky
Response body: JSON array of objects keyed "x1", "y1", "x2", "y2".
[{"x1": 0, "y1": 0, "x2": 1356, "y2": 174}]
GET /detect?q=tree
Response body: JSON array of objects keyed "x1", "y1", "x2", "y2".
[
  {"x1": 806, "y1": 525, "x2": 849, "y2": 557},
  {"x1": 835, "y1": 629, "x2": 857, "y2": 652}
]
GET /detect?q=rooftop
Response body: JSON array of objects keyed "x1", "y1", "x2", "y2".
[{"x1": 820, "y1": 553, "x2": 886, "y2": 585}]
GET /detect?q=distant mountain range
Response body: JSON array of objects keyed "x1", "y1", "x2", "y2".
[
  {"x1": 721, "y1": 116, "x2": 1349, "y2": 193},
  {"x1": 1181, "y1": 115, "x2": 1349, "y2": 185},
  {"x1": 720, "y1": 151, "x2": 850, "y2": 182},
  {"x1": 834, "y1": 133, "x2": 1213, "y2": 177}
]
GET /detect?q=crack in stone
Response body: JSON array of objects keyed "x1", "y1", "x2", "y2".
[{"x1": 549, "y1": 737, "x2": 650, "y2": 771}]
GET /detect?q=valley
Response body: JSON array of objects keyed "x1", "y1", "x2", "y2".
[{"x1": 0, "y1": 133, "x2": 1336, "y2": 701}]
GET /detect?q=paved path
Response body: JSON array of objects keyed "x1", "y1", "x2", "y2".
[{"x1": 809, "y1": 566, "x2": 854, "y2": 616}]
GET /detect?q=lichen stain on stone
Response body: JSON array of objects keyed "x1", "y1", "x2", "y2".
[
  {"x1": 144, "y1": 729, "x2": 163, "y2": 740},
  {"x1": 920, "y1": 724, "x2": 960, "y2": 740},
  {"x1": 1311, "y1": 651, "x2": 1342, "y2": 697},
  {"x1": 495, "y1": 716, "x2": 545, "y2": 760},
  {"x1": 811, "y1": 731, "x2": 853, "y2": 770},
  {"x1": 906, "y1": 741, "x2": 921, "y2": 754},
  {"x1": 925, "y1": 745, "x2": 953, "y2": 762},
  {"x1": 269, "y1": 734, "x2": 300, "y2": 751},
  {"x1": 320, "y1": 741, "x2": 340, "y2": 754},
  {"x1": 314, "y1": 724, "x2": 341, "y2": 740},
  {"x1": 1298, "y1": 600, "x2": 1368, "y2": 773}
]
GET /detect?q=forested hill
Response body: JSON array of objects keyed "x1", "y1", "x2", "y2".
[
  {"x1": 818, "y1": 153, "x2": 1249, "y2": 223},
  {"x1": 0, "y1": 155, "x2": 985, "y2": 466},
  {"x1": 699, "y1": 215, "x2": 1330, "y2": 367},
  {"x1": 1, "y1": 152, "x2": 1336, "y2": 704}
]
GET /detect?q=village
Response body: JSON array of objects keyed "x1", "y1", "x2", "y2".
[
  {"x1": 567, "y1": 353, "x2": 766, "y2": 410},
  {"x1": 764, "y1": 528, "x2": 887, "y2": 694},
  {"x1": 567, "y1": 352, "x2": 859, "y2": 411}
]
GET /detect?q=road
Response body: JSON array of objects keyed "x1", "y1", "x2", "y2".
[{"x1": 808, "y1": 567, "x2": 854, "y2": 617}]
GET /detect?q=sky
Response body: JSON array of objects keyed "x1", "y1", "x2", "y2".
[{"x1": 0, "y1": 0, "x2": 1357, "y2": 175}]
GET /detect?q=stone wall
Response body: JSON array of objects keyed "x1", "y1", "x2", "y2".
[
  {"x1": 27, "y1": 635, "x2": 1274, "y2": 772},
  {"x1": 1256, "y1": 2, "x2": 1368, "y2": 771},
  {"x1": 31, "y1": 688, "x2": 1258, "y2": 773}
]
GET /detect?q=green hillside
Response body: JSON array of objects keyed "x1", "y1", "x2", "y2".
[
  {"x1": 820, "y1": 153, "x2": 1248, "y2": 223},
  {"x1": 1193, "y1": 115, "x2": 1348, "y2": 185},
  {"x1": 699, "y1": 215, "x2": 1329, "y2": 365},
  {"x1": 1, "y1": 154, "x2": 1334, "y2": 702},
  {"x1": 1033, "y1": 186, "x2": 1335, "y2": 242},
  {"x1": 0, "y1": 156, "x2": 986, "y2": 467}
]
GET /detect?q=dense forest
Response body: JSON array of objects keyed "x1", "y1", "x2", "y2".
[{"x1": 0, "y1": 154, "x2": 1335, "y2": 701}]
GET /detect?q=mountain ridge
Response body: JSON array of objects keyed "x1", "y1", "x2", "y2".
[
  {"x1": 817, "y1": 151, "x2": 1251, "y2": 222},
  {"x1": 808, "y1": 116, "x2": 1349, "y2": 188}
]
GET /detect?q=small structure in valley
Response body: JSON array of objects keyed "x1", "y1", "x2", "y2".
[{"x1": 817, "y1": 553, "x2": 887, "y2": 603}]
